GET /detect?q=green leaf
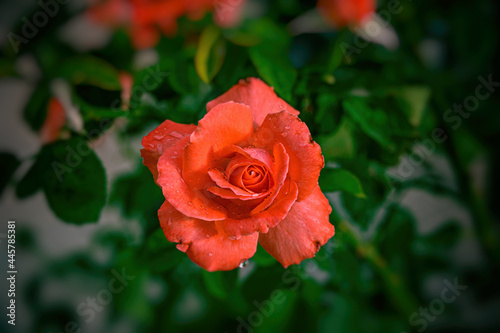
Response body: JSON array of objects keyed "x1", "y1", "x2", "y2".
[
  {"x1": 343, "y1": 97, "x2": 395, "y2": 151},
  {"x1": 392, "y1": 86, "x2": 431, "y2": 127},
  {"x1": 110, "y1": 164, "x2": 163, "y2": 218},
  {"x1": 56, "y1": 56, "x2": 121, "y2": 90},
  {"x1": 168, "y1": 55, "x2": 199, "y2": 95},
  {"x1": 249, "y1": 45, "x2": 297, "y2": 101},
  {"x1": 252, "y1": 244, "x2": 276, "y2": 267},
  {"x1": 24, "y1": 85, "x2": 50, "y2": 132},
  {"x1": 318, "y1": 117, "x2": 356, "y2": 160},
  {"x1": 39, "y1": 137, "x2": 107, "y2": 223},
  {"x1": 319, "y1": 168, "x2": 366, "y2": 198},
  {"x1": 0, "y1": 153, "x2": 20, "y2": 196},
  {"x1": 423, "y1": 220, "x2": 462, "y2": 248},
  {"x1": 16, "y1": 158, "x2": 42, "y2": 199},
  {"x1": 202, "y1": 270, "x2": 238, "y2": 299},
  {"x1": 195, "y1": 25, "x2": 227, "y2": 84}
]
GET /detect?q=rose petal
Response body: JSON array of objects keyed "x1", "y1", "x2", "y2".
[
  {"x1": 208, "y1": 169, "x2": 255, "y2": 197},
  {"x1": 207, "y1": 185, "x2": 268, "y2": 201},
  {"x1": 253, "y1": 111, "x2": 324, "y2": 201},
  {"x1": 259, "y1": 186, "x2": 335, "y2": 268},
  {"x1": 251, "y1": 142, "x2": 289, "y2": 214},
  {"x1": 183, "y1": 102, "x2": 254, "y2": 190},
  {"x1": 318, "y1": 0, "x2": 375, "y2": 27},
  {"x1": 40, "y1": 98, "x2": 66, "y2": 144},
  {"x1": 206, "y1": 77, "x2": 300, "y2": 128},
  {"x1": 157, "y1": 135, "x2": 227, "y2": 221},
  {"x1": 141, "y1": 119, "x2": 196, "y2": 182},
  {"x1": 220, "y1": 180, "x2": 298, "y2": 237},
  {"x1": 159, "y1": 201, "x2": 258, "y2": 272},
  {"x1": 130, "y1": 24, "x2": 161, "y2": 49}
]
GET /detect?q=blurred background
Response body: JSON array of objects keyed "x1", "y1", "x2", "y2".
[{"x1": 0, "y1": 0, "x2": 499, "y2": 332}]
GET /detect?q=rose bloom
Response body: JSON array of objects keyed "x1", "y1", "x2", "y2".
[
  {"x1": 141, "y1": 78, "x2": 335, "y2": 271},
  {"x1": 88, "y1": 0, "x2": 245, "y2": 49},
  {"x1": 317, "y1": 0, "x2": 375, "y2": 27}
]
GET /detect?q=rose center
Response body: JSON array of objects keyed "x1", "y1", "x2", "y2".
[{"x1": 228, "y1": 164, "x2": 271, "y2": 193}]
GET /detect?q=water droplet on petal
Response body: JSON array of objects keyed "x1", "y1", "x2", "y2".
[
  {"x1": 173, "y1": 151, "x2": 178, "y2": 155},
  {"x1": 153, "y1": 134, "x2": 165, "y2": 140},
  {"x1": 239, "y1": 259, "x2": 249, "y2": 268},
  {"x1": 229, "y1": 235, "x2": 236, "y2": 240},
  {"x1": 282, "y1": 132, "x2": 288, "y2": 137},
  {"x1": 205, "y1": 234, "x2": 210, "y2": 238},
  {"x1": 170, "y1": 131, "x2": 184, "y2": 139},
  {"x1": 208, "y1": 252, "x2": 213, "y2": 257},
  {"x1": 285, "y1": 125, "x2": 290, "y2": 130},
  {"x1": 188, "y1": 201, "x2": 193, "y2": 206}
]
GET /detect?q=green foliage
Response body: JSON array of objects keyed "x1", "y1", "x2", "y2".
[
  {"x1": 1, "y1": 0, "x2": 499, "y2": 332},
  {"x1": 0, "y1": 152, "x2": 20, "y2": 196},
  {"x1": 17, "y1": 137, "x2": 107, "y2": 223},
  {"x1": 320, "y1": 168, "x2": 366, "y2": 198},
  {"x1": 195, "y1": 25, "x2": 227, "y2": 83}
]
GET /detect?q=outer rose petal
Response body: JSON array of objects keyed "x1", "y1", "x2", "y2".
[
  {"x1": 183, "y1": 102, "x2": 254, "y2": 189},
  {"x1": 157, "y1": 136, "x2": 227, "y2": 221},
  {"x1": 253, "y1": 111, "x2": 324, "y2": 201},
  {"x1": 159, "y1": 201, "x2": 258, "y2": 272},
  {"x1": 141, "y1": 119, "x2": 196, "y2": 182},
  {"x1": 259, "y1": 186, "x2": 335, "y2": 268},
  {"x1": 206, "y1": 77, "x2": 300, "y2": 128}
]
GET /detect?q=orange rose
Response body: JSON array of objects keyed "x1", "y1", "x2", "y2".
[
  {"x1": 317, "y1": 0, "x2": 375, "y2": 27},
  {"x1": 88, "y1": 0, "x2": 245, "y2": 49},
  {"x1": 141, "y1": 78, "x2": 335, "y2": 271}
]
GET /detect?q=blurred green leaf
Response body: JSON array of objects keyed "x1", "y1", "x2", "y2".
[
  {"x1": 24, "y1": 85, "x2": 50, "y2": 132},
  {"x1": 195, "y1": 25, "x2": 227, "y2": 84},
  {"x1": 250, "y1": 45, "x2": 297, "y2": 101},
  {"x1": 252, "y1": 244, "x2": 277, "y2": 267},
  {"x1": 16, "y1": 158, "x2": 42, "y2": 199},
  {"x1": 0, "y1": 152, "x2": 20, "y2": 196},
  {"x1": 320, "y1": 168, "x2": 366, "y2": 198},
  {"x1": 202, "y1": 270, "x2": 238, "y2": 299},
  {"x1": 38, "y1": 137, "x2": 107, "y2": 223},
  {"x1": 391, "y1": 86, "x2": 431, "y2": 127},
  {"x1": 423, "y1": 220, "x2": 462, "y2": 248},
  {"x1": 56, "y1": 55, "x2": 121, "y2": 90},
  {"x1": 318, "y1": 117, "x2": 357, "y2": 160},
  {"x1": 343, "y1": 97, "x2": 395, "y2": 151},
  {"x1": 110, "y1": 164, "x2": 163, "y2": 218}
]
